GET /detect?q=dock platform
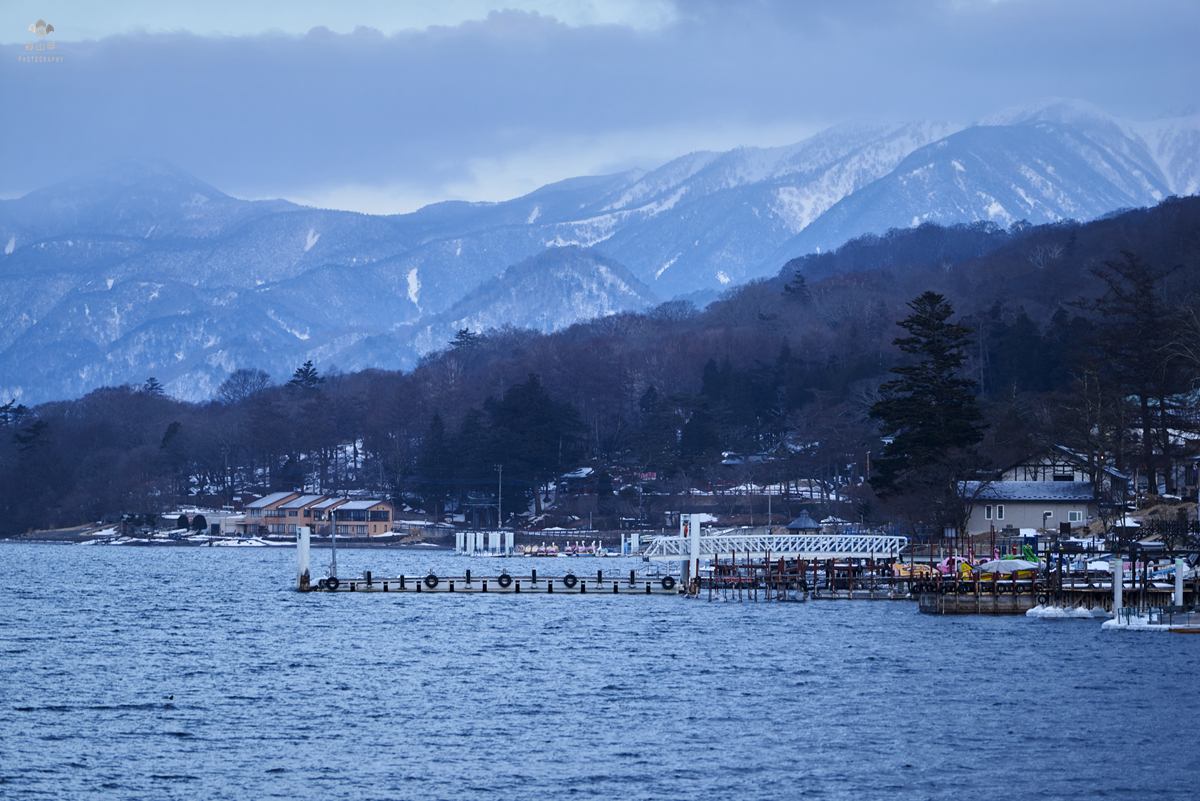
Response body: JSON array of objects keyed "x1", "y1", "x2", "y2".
[{"x1": 302, "y1": 570, "x2": 680, "y2": 595}]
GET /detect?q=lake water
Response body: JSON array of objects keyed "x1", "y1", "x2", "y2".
[{"x1": 3, "y1": 543, "x2": 1199, "y2": 800}]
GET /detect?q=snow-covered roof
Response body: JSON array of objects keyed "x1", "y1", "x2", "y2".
[
  {"x1": 311, "y1": 498, "x2": 346, "y2": 510},
  {"x1": 245, "y1": 491, "x2": 298, "y2": 509},
  {"x1": 563, "y1": 467, "x2": 594, "y2": 479},
  {"x1": 335, "y1": 499, "x2": 390, "y2": 510},
  {"x1": 279, "y1": 494, "x2": 325, "y2": 509},
  {"x1": 962, "y1": 481, "x2": 1097, "y2": 502}
]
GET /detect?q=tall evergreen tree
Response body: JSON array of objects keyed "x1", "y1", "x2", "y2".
[
  {"x1": 287, "y1": 360, "x2": 324, "y2": 389},
  {"x1": 416, "y1": 413, "x2": 455, "y2": 520},
  {"x1": 485, "y1": 374, "x2": 584, "y2": 516},
  {"x1": 1072, "y1": 252, "x2": 1188, "y2": 491},
  {"x1": 870, "y1": 292, "x2": 984, "y2": 496}
]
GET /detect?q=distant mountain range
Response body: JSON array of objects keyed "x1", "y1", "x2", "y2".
[{"x1": 1, "y1": 98, "x2": 1197, "y2": 404}]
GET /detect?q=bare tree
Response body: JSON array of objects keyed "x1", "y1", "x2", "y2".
[{"x1": 217, "y1": 368, "x2": 273, "y2": 405}]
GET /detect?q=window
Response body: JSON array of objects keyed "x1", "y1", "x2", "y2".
[
  {"x1": 985, "y1": 505, "x2": 993, "y2": 520},
  {"x1": 996, "y1": 505, "x2": 1005, "y2": 520},
  {"x1": 264, "y1": 509, "x2": 286, "y2": 518},
  {"x1": 289, "y1": 510, "x2": 298, "y2": 517},
  {"x1": 304, "y1": 509, "x2": 311, "y2": 517},
  {"x1": 1043, "y1": 511, "x2": 1053, "y2": 519},
  {"x1": 1068, "y1": 511, "x2": 1083, "y2": 523},
  {"x1": 368, "y1": 510, "x2": 390, "y2": 522}
]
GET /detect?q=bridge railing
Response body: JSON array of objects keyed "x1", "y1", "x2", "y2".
[{"x1": 643, "y1": 526, "x2": 908, "y2": 561}]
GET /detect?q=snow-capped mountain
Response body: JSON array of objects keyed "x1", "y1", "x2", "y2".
[
  {"x1": 769, "y1": 100, "x2": 1200, "y2": 263},
  {"x1": 1, "y1": 100, "x2": 1196, "y2": 404}
]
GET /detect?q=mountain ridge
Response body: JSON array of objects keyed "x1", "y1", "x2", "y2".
[{"x1": 1, "y1": 101, "x2": 1198, "y2": 404}]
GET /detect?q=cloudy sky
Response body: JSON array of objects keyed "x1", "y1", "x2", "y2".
[{"x1": 3, "y1": 0, "x2": 1197, "y2": 213}]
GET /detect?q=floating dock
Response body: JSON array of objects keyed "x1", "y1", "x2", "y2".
[
  {"x1": 296, "y1": 528, "x2": 680, "y2": 595},
  {"x1": 304, "y1": 570, "x2": 680, "y2": 595}
]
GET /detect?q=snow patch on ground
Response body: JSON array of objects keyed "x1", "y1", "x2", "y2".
[
  {"x1": 407, "y1": 268, "x2": 421, "y2": 304},
  {"x1": 304, "y1": 229, "x2": 320, "y2": 252},
  {"x1": 655, "y1": 256, "x2": 678, "y2": 279},
  {"x1": 978, "y1": 193, "x2": 1013, "y2": 224},
  {"x1": 716, "y1": 271, "x2": 731, "y2": 285},
  {"x1": 106, "y1": 278, "x2": 115, "y2": 290},
  {"x1": 145, "y1": 226, "x2": 155, "y2": 238},
  {"x1": 527, "y1": 205, "x2": 540, "y2": 224},
  {"x1": 268, "y1": 309, "x2": 311, "y2": 340},
  {"x1": 4, "y1": 236, "x2": 13, "y2": 254}
]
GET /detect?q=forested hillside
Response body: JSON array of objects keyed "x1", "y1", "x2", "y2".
[{"x1": 2, "y1": 196, "x2": 1198, "y2": 536}]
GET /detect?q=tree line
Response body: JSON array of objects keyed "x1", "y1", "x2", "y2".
[{"x1": 1, "y1": 196, "x2": 1198, "y2": 536}]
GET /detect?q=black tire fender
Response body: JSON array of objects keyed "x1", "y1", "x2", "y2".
[
  {"x1": 325, "y1": 576, "x2": 340, "y2": 591},
  {"x1": 661, "y1": 576, "x2": 676, "y2": 590},
  {"x1": 562, "y1": 574, "x2": 579, "y2": 589},
  {"x1": 424, "y1": 574, "x2": 439, "y2": 589},
  {"x1": 497, "y1": 573, "x2": 513, "y2": 588}
]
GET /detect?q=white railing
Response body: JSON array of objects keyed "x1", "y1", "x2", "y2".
[{"x1": 642, "y1": 526, "x2": 908, "y2": 561}]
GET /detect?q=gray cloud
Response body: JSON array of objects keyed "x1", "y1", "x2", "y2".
[{"x1": 2, "y1": 0, "x2": 1196, "y2": 211}]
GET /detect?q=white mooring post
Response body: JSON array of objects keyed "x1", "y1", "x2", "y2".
[
  {"x1": 631, "y1": 530, "x2": 640, "y2": 554},
  {"x1": 1175, "y1": 558, "x2": 1185, "y2": 607},
  {"x1": 297, "y1": 526, "x2": 311, "y2": 590},
  {"x1": 1113, "y1": 555, "x2": 1123, "y2": 611},
  {"x1": 504, "y1": 529, "x2": 514, "y2": 555},
  {"x1": 455, "y1": 531, "x2": 465, "y2": 554},
  {"x1": 686, "y1": 514, "x2": 701, "y2": 592}
]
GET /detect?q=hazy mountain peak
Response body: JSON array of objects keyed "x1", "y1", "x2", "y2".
[
  {"x1": 980, "y1": 97, "x2": 1115, "y2": 127},
  {"x1": 22, "y1": 158, "x2": 228, "y2": 204}
]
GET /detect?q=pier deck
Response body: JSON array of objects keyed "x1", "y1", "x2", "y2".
[{"x1": 303, "y1": 572, "x2": 680, "y2": 595}]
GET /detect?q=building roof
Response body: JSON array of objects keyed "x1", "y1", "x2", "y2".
[
  {"x1": 312, "y1": 498, "x2": 347, "y2": 510},
  {"x1": 335, "y1": 499, "x2": 391, "y2": 510},
  {"x1": 1000, "y1": 445, "x2": 1129, "y2": 481},
  {"x1": 279, "y1": 494, "x2": 325, "y2": 509},
  {"x1": 963, "y1": 481, "x2": 1097, "y2": 502},
  {"x1": 244, "y1": 491, "x2": 298, "y2": 509},
  {"x1": 786, "y1": 513, "x2": 821, "y2": 531}
]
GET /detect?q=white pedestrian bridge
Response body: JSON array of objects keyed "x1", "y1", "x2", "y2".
[{"x1": 642, "y1": 526, "x2": 908, "y2": 561}]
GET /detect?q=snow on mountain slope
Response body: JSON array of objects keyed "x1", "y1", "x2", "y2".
[
  {"x1": 769, "y1": 105, "x2": 1196, "y2": 265},
  {"x1": 405, "y1": 246, "x2": 659, "y2": 356},
  {"x1": 2, "y1": 102, "x2": 1196, "y2": 404}
]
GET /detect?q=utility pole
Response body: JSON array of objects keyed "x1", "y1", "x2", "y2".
[{"x1": 496, "y1": 464, "x2": 503, "y2": 529}]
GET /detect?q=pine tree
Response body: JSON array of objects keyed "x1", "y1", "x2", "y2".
[
  {"x1": 870, "y1": 291, "x2": 984, "y2": 495},
  {"x1": 286, "y1": 360, "x2": 324, "y2": 389},
  {"x1": 451, "y1": 328, "x2": 480, "y2": 351},
  {"x1": 417, "y1": 413, "x2": 455, "y2": 520},
  {"x1": 782, "y1": 268, "x2": 812, "y2": 303},
  {"x1": 142, "y1": 377, "x2": 165, "y2": 396}
]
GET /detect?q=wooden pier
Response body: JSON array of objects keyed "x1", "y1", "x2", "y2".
[{"x1": 302, "y1": 568, "x2": 679, "y2": 595}]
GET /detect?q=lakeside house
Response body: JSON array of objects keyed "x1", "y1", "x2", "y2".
[
  {"x1": 962, "y1": 480, "x2": 1097, "y2": 535},
  {"x1": 961, "y1": 445, "x2": 1129, "y2": 535},
  {"x1": 238, "y1": 493, "x2": 394, "y2": 537}
]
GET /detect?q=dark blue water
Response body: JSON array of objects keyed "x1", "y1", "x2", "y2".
[{"x1": 3, "y1": 543, "x2": 1198, "y2": 800}]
